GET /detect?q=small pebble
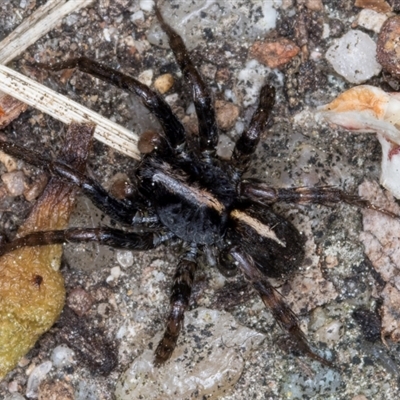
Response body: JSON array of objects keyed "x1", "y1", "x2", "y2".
[
  {"x1": 51, "y1": 345, "x2": 74, "y2": 368},
  {"x1": 116, "y1": 250, "x2": 134, "y2": 268},
  {"x1": 139, "y1": 0, "x2": 154, "y2": 12},
  {"x1": 215, "y1": 100, "x2": 240, "y2": 131},
  {"x1": 24, "y1": 173, "x2": 48, "y2": 202},
  {"x1": 0, "y1": 150, "x2": 18, "y2": 172},
  {"x1": 154, "y1": 73, "x2": 174, "y2": 94},
  {"x1": 377, "y1": 16, "x2": 400, "y2": 78},
  {"x1": 354, "y1": 9, "x2": 388, "y2": 33},
  {"x1": 67, "y1": 288, "x2": 93, "y2": 317},
  {"x1": 304, "y1": 0, "x2": 323, "y2": 11},
  {"x1": 1, "y1": 171, "x2": 26, "y2": 196},
  {"x1": 326, "y1": 30, "x2": 382, "y2": 83},
  {"x1": 138, "y1": 69, "x2": 153, "y2": 86},
  {"x1": 250, "y1": 38, "x2": 300, "y2": 69}
]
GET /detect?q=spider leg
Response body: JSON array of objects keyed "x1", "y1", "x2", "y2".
[
  {"x1": 155, "y1": 7, "x2": 218, "y2": 157},
  {"x1": 0, "y1": 140, "x2": 144, "y2": 225},
  {"x1": 232, "y1": 84, "x2": 275, "y2": 170},
  {"x1": 154, "y1": 250, "x2": 198, "y2": 366},
  {"x1": 227, "y1": 245, "x2": 332, "y2": 367},
  {"x1": 240, "y1": 181, "x2": 399, "y2": 219},
  {"x1": 35, "y1": 57, "x2": 185, "y2": 150},
  {"x1": 0, "y1": 228, "x2": 172, "y2": 257}
]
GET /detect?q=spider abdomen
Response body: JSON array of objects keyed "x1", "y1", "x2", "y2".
[{"x1": 228, "y1": 204, "x2": 305, "y2": 278}]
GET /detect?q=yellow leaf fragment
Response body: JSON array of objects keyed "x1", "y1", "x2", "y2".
[{"x1": 0, "y1": 123, "x2": 94, "y2": 379}]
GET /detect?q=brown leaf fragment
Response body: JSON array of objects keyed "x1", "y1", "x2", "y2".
[
  {"x1": 0, "y1": 93, "x2": 28, "y2": 129},
  {"x1": 250, "y1": 38, "x2": 300, "y2": 69}
]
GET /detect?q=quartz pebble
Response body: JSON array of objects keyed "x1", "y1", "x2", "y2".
[
  {"x1": 51, "y1": 345, "x2": 74, "y2": 368},
  {"x1": 1, "y1": 171, "x2": 26, "y2": 196},
  {"x1": 115, "y1": 308, "x2": 265, "y2": 400},
  {"x1": 326, "y1": 30, "x2": 381, "y2": 83},
  {"x1": 353, "y1": 9, "x2": 388, "y2": 33}
]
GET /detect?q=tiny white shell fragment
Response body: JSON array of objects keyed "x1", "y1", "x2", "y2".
[
  {"x1": 26, "y1": 361, "x2": 52, "y2": 398},
  {"x1": 316, "y1": 85, "x2": 400, "y2": 198}
]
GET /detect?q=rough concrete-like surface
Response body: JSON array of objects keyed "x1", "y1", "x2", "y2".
[{"x1": 0, "y1": 1, "x2": 400, "y2": 399}]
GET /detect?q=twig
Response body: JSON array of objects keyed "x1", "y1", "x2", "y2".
[
  {"x1": 0, "y1": 65, "x2": 140, "y2": 159},
  {"x1": 0, "y1": 0, "x2": 140, "y2": 160},
  {"x1": 0, "y1": 0, "x2": 95, "y2": 65}
]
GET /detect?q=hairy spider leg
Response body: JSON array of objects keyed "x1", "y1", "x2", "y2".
[
  {"x1": 155, "y1": 6, "x2": 218, "y2": 157},
  {"x1": 228, "y1": 246, "x2": 332, "y2": 367},
  {"x1": 232, "y1": 84, "x2": 276, "y2": 170},
  {"x1": 0, "y1": 141, "x2": 143, "y2": 225},
  {"x1": 240, "y1": 181, "x2": 399, "y2": 219},
  {"x1": 0, "y1": 227, "x2": 170, "y2": 257},
  {"x1": 36, "y1": 57, "x2": 185, "y2": 150},
  {"x1": 154, "y1": 253, "x2": 198, "y2": 365}
]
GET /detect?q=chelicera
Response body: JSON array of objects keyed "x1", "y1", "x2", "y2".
[{"x1": 0, "y1": 6, "x2": 392, "y2": 368}]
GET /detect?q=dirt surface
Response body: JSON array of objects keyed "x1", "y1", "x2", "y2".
[{"x1": 1, "y1": 1, "x2": 400, "y2": 399}]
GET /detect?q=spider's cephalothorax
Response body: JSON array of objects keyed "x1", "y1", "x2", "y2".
[{"x1": 1, "y1": 5, "x2": 385, "y2": 368}]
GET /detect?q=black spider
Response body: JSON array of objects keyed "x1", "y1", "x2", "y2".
[{"x1": 0, "y1": 6, "x2": 389, "y2": 368}]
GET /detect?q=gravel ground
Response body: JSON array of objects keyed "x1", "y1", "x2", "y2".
[{"x1": 0, "y1": 1, "x2": 400, "y2": 399}]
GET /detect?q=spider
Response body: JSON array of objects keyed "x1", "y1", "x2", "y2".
[{"x1": 0, "y1": 5, "x2": 391, "y2": 368}]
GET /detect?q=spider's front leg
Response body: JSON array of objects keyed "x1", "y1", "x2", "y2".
[
  {"x1": 154, "y1": 6, "x2": 218, "y2": 156},
  {"x1": 35, "y1": 59, "x2": 186, "y2": 150},
  {"x1": 232, "y1": 84, "x2": 276, "y2": 171},
  {"x1": 226, "y1": 246, "x2": 332, "y2": 367},
  {"x1": 154, "y1": 249, "x2": 198, "y2": 366},
  {"x1": 0, "y1": 140, "x2": 145, "y2": 225}
]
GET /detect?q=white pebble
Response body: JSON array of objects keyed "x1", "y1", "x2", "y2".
[
  {"x1": 355, "y1": 9, "x2": 388, "y2": 33},
  {"x1": 326, "y1": 30, "x2": 382, "y2": 84},
  {"x1": 139, "y1": 0, "x2": 154, "y2": 13},
  {"x1": 103, "y1": 28, "x2": 111, "y2": 42},
  {"x1": 138, "y1": 69, "x2": 153, "y2": 86},
  {"x1": 51, "y1": 345, "x2": 74, "y2": 368},
  {"x1": 1, "y1": 171, "x2": 26, "y2": 196},
  {"x1": 131, "y1": 11, "x2": 145, "y2": 23},
  {"x1": 111, "y1": 266, "x2": 121, "y2": 279},
  {"x1": 116, "y1": 250, "x2": 134, "y2": 268}
]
